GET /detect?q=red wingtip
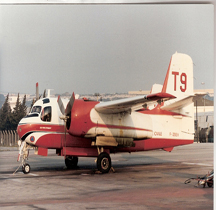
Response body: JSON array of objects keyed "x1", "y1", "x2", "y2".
[
  {"x1": 36, "y1": 82, "x2": 38, "y2": 87},
  {"x1": 147, "y1": 92, "x2": 176, "y2": 100}
]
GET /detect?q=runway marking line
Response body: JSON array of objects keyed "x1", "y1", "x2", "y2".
[
  {"x1": 182, "y1": 162, "x2": 212, "y2": 167},
  {"x1": 10, "y1": 179, "x2": 24, "y2": 183},
  {"x1": 29, "y1": 173, "x2": 39, "y2": 176}
]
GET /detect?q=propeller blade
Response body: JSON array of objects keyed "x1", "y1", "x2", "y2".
[
  {"x1": 65, "y1": 92, "x2": 75, "y2": 116},
  {"x1": 36, "y1": 82, "x2": 39, "y2": 101},
  {"x1": 43, "y1": 89, "x2": 46, "y2": 98},
  {"x1": 57, "y1": 95, "x2": 65, "y2": 116}
]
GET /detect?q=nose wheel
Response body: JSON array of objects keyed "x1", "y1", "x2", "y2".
[{"x1": 22, "y1": 163, "x2": 31, "y2": 174}]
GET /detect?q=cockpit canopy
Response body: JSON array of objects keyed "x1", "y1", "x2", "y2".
[{"x1": 25, "y1": 100, "x2": 52, "y2": 122}]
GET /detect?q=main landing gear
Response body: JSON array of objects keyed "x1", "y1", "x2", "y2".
[
  {"x1": 65, "y1": 156, "x2": 78, "y2": 169},
  {"x1": 96, "y1": 147, "x2": 112, "y2": 174}
]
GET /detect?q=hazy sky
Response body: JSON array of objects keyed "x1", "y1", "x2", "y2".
[{"x1": 0, "y1": 4, "x2": 214, "y2": 95}]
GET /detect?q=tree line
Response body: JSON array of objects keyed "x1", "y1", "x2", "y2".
[{"x1": 0, "y1": 94, "x2": 27, "y2": 131}]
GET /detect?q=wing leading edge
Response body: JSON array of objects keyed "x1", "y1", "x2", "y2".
[{"x1": 94, "y1": 92, "x2": 176, "y2": 114}]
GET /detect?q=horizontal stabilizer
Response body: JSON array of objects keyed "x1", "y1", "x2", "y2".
[{"x1": 161, "y1": 95, "x2": 194, "y2": 111}]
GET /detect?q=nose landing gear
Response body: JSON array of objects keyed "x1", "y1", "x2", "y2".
[{"x1": 16, "y1": 140, "x2": 31, "y2": 174}]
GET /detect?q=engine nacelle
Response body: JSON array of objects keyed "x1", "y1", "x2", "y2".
[{"x1": 67, "y1": 99, "x2": 99, "y2": 137}]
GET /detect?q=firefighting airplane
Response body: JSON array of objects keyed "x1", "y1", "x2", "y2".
[{"x1": 17, "y1": 52, "x2": 194, "y2": 174}]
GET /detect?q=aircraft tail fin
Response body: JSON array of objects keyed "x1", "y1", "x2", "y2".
[
  {"x1": 161, "y1": 52, "x2": 194, "y2": 98},
  {"x1": 161, "y1": 52, "x2": 194, "y2": 116}
]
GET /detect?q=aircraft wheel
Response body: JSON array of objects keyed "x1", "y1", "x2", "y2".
[
  {"x1": 97, "y1": 152, "x2": 111, "y2": 174},
  {"x1": 22, "y1": 163, "x2": 31, "y2": 174},
  {"x1": 65, "y1": 156, "x2": 78, "y2": 169},
  {"x1": 207, "y1": 180, "x2": 213, "y2": 188}
]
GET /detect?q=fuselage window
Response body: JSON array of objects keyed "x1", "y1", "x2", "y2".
[
  {"x1": 31, "y1": 106, "x2": 42, "y2": 114},
  {"x1": 42, "y1": 98, "x2": 50, "y2": 104},
  {"x1": 41, "y1": 106, "x2": 52, "y2": 122}
]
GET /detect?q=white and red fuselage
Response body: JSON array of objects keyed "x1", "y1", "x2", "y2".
[
  {"x1": 17, "y1": 96, "x2": 194, "y2": 157},
  {"x1": 17, "y1": 52, "x2": 194, "y2": 159}
]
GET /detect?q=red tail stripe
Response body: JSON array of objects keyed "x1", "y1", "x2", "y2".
[{"x1": 162, "y1": 57, "x2": 172, "y2": 93}]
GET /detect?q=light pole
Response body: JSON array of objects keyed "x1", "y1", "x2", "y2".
[
  {"x1": 201, "y1": 82, "x2": 206, "y2": 113},
  {"x1": 201, "y1": 82, "x2": 207, "y2": 142}
]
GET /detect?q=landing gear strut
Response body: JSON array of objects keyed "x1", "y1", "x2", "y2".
[
  {"x1": 96, "y1": 147, "x2": 111, "y2": 173},
  {"x1": 65, "y1": 156, "x2": 78, "y2": 169},
  {"x1": 17, "y1": 140, "x2": 31, "y2": 174}
]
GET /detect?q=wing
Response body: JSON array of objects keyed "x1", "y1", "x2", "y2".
[{"x1": 94, "y1": 92, "x2": 176, "y2": 114}]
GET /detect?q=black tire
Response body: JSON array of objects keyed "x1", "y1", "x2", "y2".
[
  {"x1": 184, "y1": 179, "x2": 192, "y2": 184},
  {"x1": 22, "y1": 163, "x2": 31, "y2": 174},
  {"x1": 65, "y1": 156, "x2": 78, "y2": 169},
  {"x1": 97, "y1": 152, "x2": 111, "y2": 174},
  {"x1": 207, "y1": 180, "x2": 213, "y2": 188}
]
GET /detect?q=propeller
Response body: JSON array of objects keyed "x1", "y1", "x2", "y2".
[
  {"x1": 57, "y1": 93, "x2": 75, "y2": 157},
  {"x1": 43, "y1": 89, "x2": 46, "y2": 98},
  {"x1": 58, "y1": 92, "x2": 75, "y2": 123},
  {"x1": 65, "y1": 92, "x2": 75, "y2": 117}
]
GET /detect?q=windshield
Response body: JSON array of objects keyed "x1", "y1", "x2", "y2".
[{"x1": 31, "y1": 106, "x2": 42, "y2": 114}]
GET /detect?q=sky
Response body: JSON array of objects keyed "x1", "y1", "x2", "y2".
[{"x1": 0, "y1": 3, "x2": 214, "y2": 95}]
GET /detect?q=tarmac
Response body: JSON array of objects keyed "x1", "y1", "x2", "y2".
[{"x1": 0, "y1": 143, "x2": 213, "y2": 210}]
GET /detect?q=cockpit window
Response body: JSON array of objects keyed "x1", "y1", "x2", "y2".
[
  {"x1": 24, "y1": 113, "x2": 39, "y2": 118},
  {"x1": 41, "y1": 106, "x2": 52, "y2": 122},
  {"x1": 31, "y1": 106, "x2": 42, "y2": 114}
]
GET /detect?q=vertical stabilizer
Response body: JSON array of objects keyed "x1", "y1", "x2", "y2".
[
  {"x1": 161, "y1": 53, "x2": 194, "y2": 140},
  {"x1": 162, "y1": 52, "x2": 193, "y2": 99},
  {"x1": 161, "y1": 53, "x2": 194, "y2": 118}
]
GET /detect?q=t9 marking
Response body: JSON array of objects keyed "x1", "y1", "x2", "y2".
[{"x1": 172, "y1": 71, "x2": 187, "y2": 92}]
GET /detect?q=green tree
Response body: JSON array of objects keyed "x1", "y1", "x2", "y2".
[
  {"x1": 0, "y1": 94, "x2": 12, "y2": 130},
  {"x1": 13, "y1": 93, "x2": 21, "y2": 117},
  {"x1": 0, "y1": 94, "x2": 28, "y2": 131},
  {"x1": 30, "y1": 98, "x2": 36, "y2": 109},
  {"x1": 9, "y1": 94, "x2": 20, "y2": 130},
  {"x1": 20, "y1": 94, "x2": 27, "y2": 118},
  {"x1": 10, "y1": 94, "x2": 27, "y2": 130}
]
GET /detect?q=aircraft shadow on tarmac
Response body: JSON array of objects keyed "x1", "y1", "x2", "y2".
[{"x1": 11, "y1": 153, "x2": 177, "y2": 176}]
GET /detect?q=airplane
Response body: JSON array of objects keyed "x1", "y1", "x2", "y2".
[{"x1": 17, "y1": 52, "x2": 194, "y2": 174}]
